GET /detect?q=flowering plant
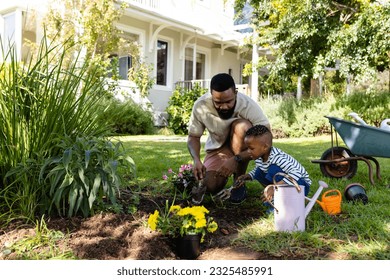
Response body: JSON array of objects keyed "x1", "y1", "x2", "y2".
[
  {"x1": 147, "y1": 202, "x2": 218, "y2": 242},
  {"x1": 162, "y1": 164, "x2": 196, "y2": 193}
]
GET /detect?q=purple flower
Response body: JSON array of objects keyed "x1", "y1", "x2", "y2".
[
  {"x1": 162, "y1": 174, "x2": 168, "y2": 180},
  {"x1": 168, "y1": 168, "x2": 173, "y2": 173}
]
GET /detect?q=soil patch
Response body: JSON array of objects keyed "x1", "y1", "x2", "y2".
[{"x1": 0, "y1": 190, "x2": 314, "y2": 260}]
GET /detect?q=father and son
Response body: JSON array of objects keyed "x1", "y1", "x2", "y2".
[{"x1": 187, "y1": 73, "x2": 311, "y2": 206}]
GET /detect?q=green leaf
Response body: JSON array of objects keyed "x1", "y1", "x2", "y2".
[{"x1": 68, "y1": 187, "x2": 78, "y2": 217}]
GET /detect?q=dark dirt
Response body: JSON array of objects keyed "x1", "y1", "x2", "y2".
[{"x1": 0, "y1": 189, "x2": 324, "y2": 260}]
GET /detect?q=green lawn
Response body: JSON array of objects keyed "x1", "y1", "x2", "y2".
[{"x1": 119, "y1": 134, "x2": 390, "y2": 260}]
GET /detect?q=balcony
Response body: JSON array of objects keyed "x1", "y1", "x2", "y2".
[
  {"x1": 174, "y1": 79, "x2": 249, "y2": 96},
  {"x1": 125, "y1": 0, "x2": 236, "y2": 36}
]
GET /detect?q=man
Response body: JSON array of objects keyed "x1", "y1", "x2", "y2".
[{"x1": 187, "y1": 73, "x2": 270, "y2": 205}]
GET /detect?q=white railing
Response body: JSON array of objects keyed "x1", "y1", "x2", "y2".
[
  {"x1": 127, "y1": 0, "x2": 160, "y2": 10},
  {"x1": 125, "y1": 0, "x2": 235, "y2": 31},
  {"x1": 174, "y1": 80, "x2": 250, "y2": 96}
]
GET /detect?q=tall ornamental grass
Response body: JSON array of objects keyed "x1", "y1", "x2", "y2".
[{"x1": 0, "y1": 38, "x2": 111, "y2": 223}]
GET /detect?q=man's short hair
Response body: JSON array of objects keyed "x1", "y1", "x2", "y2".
[{"x1": 210, "y1": 73, "x2": 236, "y2": 92}]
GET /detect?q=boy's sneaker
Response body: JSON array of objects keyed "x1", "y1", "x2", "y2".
[
  {"x1": 230, "y1": 185, "x2": 247, "y2": 204},
  {"x1": 191, "y1": 183, "x2": 206, "y2": 205}
]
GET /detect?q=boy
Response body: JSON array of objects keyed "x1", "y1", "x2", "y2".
[{"x1": 235, "y1": 125, "x2": 311, "y2": 203}]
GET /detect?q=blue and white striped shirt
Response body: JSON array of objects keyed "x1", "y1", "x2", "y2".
[{"x1": 248, "y1": 146, "x2": 312, "y2": 186}]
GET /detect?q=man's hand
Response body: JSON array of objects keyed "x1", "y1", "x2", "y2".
[
  {"x1": 193, "y1": 160, "x2": 206, "y2": 181},
  {"x1": 216, "y1": 157, "x2": 237, "y2": 178}
]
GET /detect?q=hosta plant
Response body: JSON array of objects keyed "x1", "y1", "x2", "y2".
[{"x1": 39, "y1": 135, "x2": 135, "y2": 217}]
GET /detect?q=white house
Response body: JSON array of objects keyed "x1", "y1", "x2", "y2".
[{"x1": 1, "y1": 0, "x2": 269, "y2": 125}]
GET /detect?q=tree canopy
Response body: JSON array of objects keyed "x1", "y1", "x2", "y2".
[{"x1": 235, "y1": 0, "x2": 390, "y2": 86}]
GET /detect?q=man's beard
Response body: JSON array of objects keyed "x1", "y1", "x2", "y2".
[{"x1": 217, "y1": 103, "x2": 236, "y2": 120}]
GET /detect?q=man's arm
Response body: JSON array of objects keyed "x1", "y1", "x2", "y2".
[{"x1": 187, "y1": 135, "x2": 206, "y2": 180}]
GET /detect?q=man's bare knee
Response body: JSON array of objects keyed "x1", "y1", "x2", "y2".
[
  {"x1": 204, "y1": 171, "x2": 228, "y2": 194},
  {"x1": 231, "y1": 119, "x2": 252, "y2": 136}
]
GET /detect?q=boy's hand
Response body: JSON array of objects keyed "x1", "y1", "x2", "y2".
[{"x1": 234, "y1": 174, "x2": 251, "y2": 188}]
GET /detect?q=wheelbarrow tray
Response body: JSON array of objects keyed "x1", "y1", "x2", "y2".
[{"x1": 327, "y1": 116, "x2": 390, "y2": 158}]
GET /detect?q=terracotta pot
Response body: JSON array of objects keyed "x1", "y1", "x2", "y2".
[
  {"x1": 344, "y1": 183, "x2": 368, "y2": 204},
  {"x1": 176, "y1": 234, "x2": 201, "y2": 259}
]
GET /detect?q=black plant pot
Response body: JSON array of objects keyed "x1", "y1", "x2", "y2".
[
  {"x1": 344, "y1": 183, "x2": 368, "y2": 204},
  {"x1": 176, "y1": 234, "x2": 201, "y2": 260}
]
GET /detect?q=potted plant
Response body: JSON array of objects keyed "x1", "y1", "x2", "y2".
[{"x1": 147, "y1": 201, "x2": 218, "y2": 259}]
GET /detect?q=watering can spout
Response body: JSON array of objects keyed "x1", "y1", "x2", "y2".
[
  {"x1": 305, "y1": 180, "x2": 328, "y2": 218},
  {"x1": 316, "y1": 200, "x2": 326, "y2": 211}
]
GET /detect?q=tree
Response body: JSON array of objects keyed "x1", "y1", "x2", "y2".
[
  {"x1": 42, "y1": 0, "x2": 154, "y2": 93},
  {"x1": 235, "y1": 0, "x2": 390, "y2": 91}
]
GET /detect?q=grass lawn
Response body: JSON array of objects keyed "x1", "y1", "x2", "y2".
[{"x1": 119, "y1": 134, "x2": 390, "y2": 260}]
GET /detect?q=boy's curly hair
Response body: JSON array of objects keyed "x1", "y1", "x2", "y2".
[{"x1": 245, "y1": 124, "x2": 271, "y2": 137}]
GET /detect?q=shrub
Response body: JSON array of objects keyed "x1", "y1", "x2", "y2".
[
  {"x1": 262, "y1": 95, "x2": 350, "y2": 138},
  {"x1": 97, "y1": 98, "x2": 156, "y2": 135},
  {"x1": 334, "y1": 91, "x2": 390, "y2": 126},
  {"x1": 38, "y1": 136, "x2": 135, "y2": 217},
  {"x1": 0, "y1": 37, "x2": 113, "y2": 223},
  {"x1": 166, "y1": 84, "x2": 207, "y2": 135}
]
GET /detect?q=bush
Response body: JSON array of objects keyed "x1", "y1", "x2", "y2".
[
  {"x1": 38, "y1": 136, "x2": 136, "y2": 217},
  {"x1": 166, "y1": 84, "x2": 207, "y2": 135},
  {"x1": 0, "y1": 38, "x2": 112, "y2": 223},
  {"x1": 262, "y1": 90, "x2": 389, "y2": 138},
  {"x1": 262, "y1": 95, "x2": 350, "y2": 138},
  {"x1": 333, "y1": 91, "x2": 390, "y2": 126},
  {"x1": 97, "y1": 98, "x2": 156, "y2": 135}
]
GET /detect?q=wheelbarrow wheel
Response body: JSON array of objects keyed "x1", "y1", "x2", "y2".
[{"x1": 319, "y1": 147, "x2": 358, "y2": 179}]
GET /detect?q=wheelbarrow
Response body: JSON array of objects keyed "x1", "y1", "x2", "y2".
[{"x1": 311, "y1": 115, "x2": 390, "y2": 185}]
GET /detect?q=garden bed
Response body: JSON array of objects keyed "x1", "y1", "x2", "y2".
[{"x1": 0, "y1": 189, "x2": 306, "y2": 260}]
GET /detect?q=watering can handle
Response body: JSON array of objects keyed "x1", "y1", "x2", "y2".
[
  {"x1": 273, "y1": 172, "x2": 302, "y2": 193},
  {"x1": 263, "y1": 185, "x2": 279, "y2": 213}
]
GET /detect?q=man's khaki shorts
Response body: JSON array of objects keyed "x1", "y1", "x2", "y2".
[{"x1": 203, "y1": 144, "x2": 234, "y2": 171}]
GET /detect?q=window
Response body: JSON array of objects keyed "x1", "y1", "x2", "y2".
[
  {"x1": 157, "y1": 40, "x2": 168, "y2": 85},
  {"x1": 184, "y1": 47, "x2": 205, "y2": 80},
  {"x1": 107, "y1": 31, "x2": 138, "y2": 80},
  {"x1": 119, "y1": 56, "x2": 132, "y2": 80},
  {"x1": 108, "y1": 55, "x2": 132, "y2": 80},
  {"x1": 2, "y1": 12, "x2": 16, "y2": 55}
]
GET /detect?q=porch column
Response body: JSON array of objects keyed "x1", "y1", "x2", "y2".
[
  {"x1": 297, "y1": 76, "x2": 302, "y2": 100},
  {"x1": 192, "y1": 37, "x2": 197, "y2": 80},
  {"x1": 15, "y1": 9, "x2": 23, "y2": 59},
  {"x1": 251, "y1": 30, "x2": 259, "y2": 102}
]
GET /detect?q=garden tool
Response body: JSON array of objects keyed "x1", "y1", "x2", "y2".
[
  {"x1": 264, "y1": 172, "x2": 328, "y2": 232},
  {"x1": 214, "y1": 180, "x2": 243, "y2": 201},
  {"x1": 214, "y1": 186, "x2": 234, "y2": 201},
  {"x1": 316, "y1": 189, "x2": 342, "y2": 215},
  {"x1": 191, "y1": 179, "x2": 206, "y2": 205}
]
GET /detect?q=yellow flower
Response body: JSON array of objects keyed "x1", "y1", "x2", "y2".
[
  {"x1": 195, "y1": 218, "x2": 207, "y2": 229},
  {"x1": 169, "y1": 205, "x2": 181, "y2": 213},
  {"x1": 147, "y1": 210, "x2": 159, "y2": 231},
  {"x1": 207, "y1": 221, "x2": 218, "y2": 233}
]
